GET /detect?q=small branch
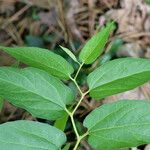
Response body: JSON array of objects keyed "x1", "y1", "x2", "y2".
[
  {"x1": 65, "y1": 108, "x2": 80, "y2": 140},
  {"x1": 70, "y1": 76, "x2": 83, "y2": 95},
  {"x1": 68, "y1": 62, "x2": 89, "y2": 150},
  {"x1": 73, "y1": 138, "x2": 81, "y2": 150},
  {"x1": 70, "y1": 114, "x2": 80, "y2": 140},
  {"x1": 71, "y1": 91, "x2": 89, "y2": 115},
  {"x1": 65, "y1": 90, "x2": 89, "y2": 150},
  {"x1": 73, "y1": 132, "x2": 89, "y2": 150},
  {"x1": 65, "y1": 108, "x2": 79, "y2": 139},
  {"x1": 74, "y1": 62, "x2": 84, "y2": 80}
]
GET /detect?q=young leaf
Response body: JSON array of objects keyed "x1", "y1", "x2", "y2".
[
  {"x1": 88, "y1": 58, "x2": 150, "y2": 99},
  {"x1": 84, "y1": 100, "x2": 150, "y2": 150},
  {"x1": 0, "y1": 67, "x2": 74, "y2": 120},
  {"x1": 0, "y1": 120, "x2": 66, "y2": 150},
  {"x1": 60, "y1": 46, "x2": 80, "y2": 64},
  {"x1": 0, "y1": 46, "x2": 74, "y2": 79},
  {"x1": 79, "y1": 22, "x2": 115, "y2": 64}
]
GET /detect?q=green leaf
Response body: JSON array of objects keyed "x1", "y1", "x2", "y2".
[
  {"x1": 54, "y1": 113, "x2": 69, "y2": 131},
  {"x1": 0, "y1": 46, "x2": 74, "y2": 79},
  {"x1": 88, "y1": 58, "x2": 150, "y2": 99},
  {"x1": 0, "y1": 67, "x2": 74, "y2": 120},
  {"x1": 79, "y1": 22, "x2": 115, "y2": 64},
  {"x1": 84, "y1": 100, "x2": 150, "y2": 150},
  {"x1": 60, "y1": 46, "x2": 79, "y2": 64},
  {"x1": 0, "y1": 120, "x2": 66, "y2": 150},
  {"x1": 146, "y1": 0, "x2": 150, "y2": 4},
  {"x1": 0, "y1": 97, "x2": 3, "y2": 111}
]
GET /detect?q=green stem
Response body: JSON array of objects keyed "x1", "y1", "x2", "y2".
[
  {"x1": 65, "y1": 108, "x2": 81, "y2": 148},
  {"x1": 74, "y1": 62, "x2": 84, "y2": 80},
  {"x1": 65, "y1": 90, "x2": 89, "y2": 150},
  {"x1": 70, "y1": 76, "x2": 82, "y2": 95},
  {"x1": 73, "y1": 138, "x2": 80, "y2": 150},
  {"x1": 73, "y1": 132, "x2": 89, "y2": 150},
  {"x1": 70, "y1": 114, "x2": 80, "y2": 139},
  {"x1": 67, "y1": 62, "x2": 89, "y2": 150},
  {"x1": 72, "y1": 91, "x2": 89, "y2": 115}
]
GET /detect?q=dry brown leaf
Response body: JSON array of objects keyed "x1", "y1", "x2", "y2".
[
  {"x1": 102, "y1": 0, "x2": 150, "y2": 58},
  {"x1": 117, "y1": 43, "x2": 144, "y2": 57},
  {"x1": 0, "y1": 0, "x2": 16, "y2": 13},
  {"x1": 38, "y1": 8, "x2": 58, "y2": 26},
  {"x1": 20, "y1": 0, "x2": 52, "y2": 9},
  {"x1": 66, "y1": 0, "x2": 85, "y2": 42},
  {"x1": 96, "y1": 0, "x2": 118, "y2": 9}
]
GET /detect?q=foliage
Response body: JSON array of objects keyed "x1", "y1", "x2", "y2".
[
  {"x1": 0, "y1": 22, "x2": 150, "y2": 150},
  {"x1": 146, "y1": 0, "x2": 150, "y2": 4},
  {"x1": 0, "y1": 97, "x2": 3, "y2": 111}
]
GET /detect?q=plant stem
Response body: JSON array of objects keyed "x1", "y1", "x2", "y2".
[
  {"x1": 72, "y1": 91, "x2": 89, "y2": 115},
  {"x1": 67, "y1": 62, "x2": 89, "y2": 150},
  {"x1": 70, "y1": 76, "x2": 83, "y2": 95},
  {"x1": 67, "y1": 90, "x2": 89, "y2": 150},
  {"x1": 65, "y1": 90, "x2": 89, "y2": 150},
  {"x1": 73, "y1": 132, "x2": 89, "y2": 150},
  {"x1": 70, "y1": 114, "x2": 80, "y2": 139},
  {"x1": 73, "y1": 138, "x2": 81, "y2": 150},
  {"x1": 74, "y1": 62, "x2": 84, "y2": 80}
]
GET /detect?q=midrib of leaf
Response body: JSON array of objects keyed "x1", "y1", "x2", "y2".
[
  {"x1": 0, "y1": 77, "x2": 65, "y2": 110},
  {"x1": 90, "y1": 70, "x2": 150, "y2": 91},
  {"x1": 86, "y1": 104, "x2": 129, "y2": 131},
  {"x1": 22, "y1": 104, "x2": 63, "y2": 112},
  {"x1": 90, "y1": 123, "x2": 150, "y2": 133},
  {"x1": 89, "y1": 58, "x2": 150, "y2": 89},
  {"x1": 90, "y1": 133, "x2": 134, "y2": 145},
  {"x1": 34, "y1": 71, "x2": 65, "y2": 107},
  {"x1": 82, "y1": 33, "x2": 103, "y2": 63},
  {"x1": 83, "y1": 25, "x2": 112, "y2": 63},
  {"x1": 11, "y1": 50, "x2": 69, "y2": 78},
  {"x1": 111, "y1": 107, "x2": 139, "y2": 125},
  {"x1": 88, "y1": 104, "x2": 150, "y2": 133},
  {"x1": 89, "y1": 59, "x2": 132, "y2": 89},
  {"x1": 88, "y1": 65, "x2": 110, "y2": 89},
  {"x1": 10, "y1": 68, "x2": 65, "y2": 107},
  {"x1": 85, "y1": 31, "x2": 108, "y2": 62}
]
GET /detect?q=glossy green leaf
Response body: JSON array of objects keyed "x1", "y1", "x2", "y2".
[
  {"x1": 0, "y1": 46, "x2": 74, "y2": 79},
  {"x1": 0, "y1": 120, "x2": 66, "y2": 150},
  {"x1": 88, "y1": 58, "x2": 150, "y2": 99},
  {"x1": 60, "y1": 46, "x2": 79, "y2": 64},
  {"x1": 84, "y1": 100, "x2": 150, "y2": 150},
  {"x1": 0, "y1": 67, "x2": 74, "y2": 120},
  {"x1": 79, "y1": 22, "x2": 115, "y2": 64}
]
